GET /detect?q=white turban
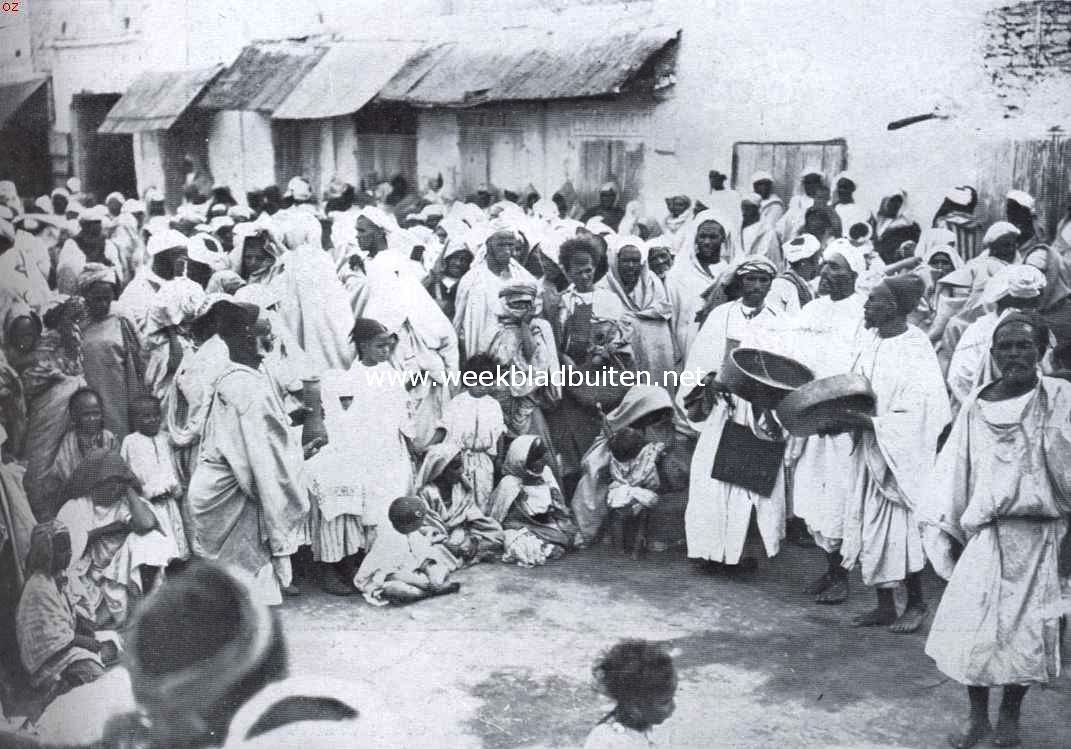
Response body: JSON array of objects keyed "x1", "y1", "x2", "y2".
[
  {"x1": 1006, "y1": 189, "x2": 1035, "y2": 212},
  {"x1": 982, "y1": 221, "x2": 1021, "y2": 247},
  {"x1": 147, "y1": 229, "x2": 189, "y2": 257},
  {"x1": 823, "y1": 238, "x2": 866, "y2": 276},
  {"x1": 784, "y1": 233, "x2": 822, "y2": 263},
  {"x1": 982, "y1": 264, "x2": 1046, "y2": 307},
  {"x1": 750, "y1": 170, "x2": 774, "y2": 185},
  {"x1": 284, "y1": 176, "x2": 313, "y2": 202}
]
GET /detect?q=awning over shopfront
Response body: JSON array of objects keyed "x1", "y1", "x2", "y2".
[
  {"x1": 376, "y1": 24, "x2": 679, "y2": 107},
  {"x1": 198, "y1": 40, "x2": 328, "y2": 113},
  {"x1": 272, "y1": 40, "x2": 420, "y2": 120},
  {"x1": 0, "y1": 77, "x2": 49, "y2": 127},
  {"x1": 98, "y1": 65, "x2": 224, "y2": 134}
]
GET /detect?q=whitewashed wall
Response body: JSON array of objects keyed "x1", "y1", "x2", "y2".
[{"x1": 207, "y1": 111, "x2": 274, "y2": 202}]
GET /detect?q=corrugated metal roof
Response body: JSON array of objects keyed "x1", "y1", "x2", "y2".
[
  {"x1": 376, "y1": 25, "x2": 679, "y2": 106},
  {"x1": 97, "y1": 65, "x2": 224, "y2": 134},
  {"x1": 199, "y1": 40, "x2": 329, "y2": 113},
  {"x1": 0, "y1": 77, "x2": 48, "y2": 127},
  {"x1": 273, "y1": 40, "x2": 420, "y2": 120}
]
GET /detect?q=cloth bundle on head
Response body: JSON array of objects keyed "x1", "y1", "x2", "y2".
[
  {"x1": 981, "y1": 264, "x2": 1046, "y2": 307},
  {"x1": 147, "y1": 229, "x2": 189, "y2": 258},
  {"x1": 983, "y1": 221, "x2": 1021, "y2": 247},
  {"x1": 1006, "y1": 189, "x2": 1035, "y2": 213},
  {"x1": 881, "y1": 274, "x2": 927, "y2": 316},
  {"x1": 824, "y1": 237, "x2": 867, "y2": 277},
  {"x1": 784, "y1": 233, "x2": 821, "y2": 264}
]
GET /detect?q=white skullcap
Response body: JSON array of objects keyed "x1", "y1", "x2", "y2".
[
  {"x1": 357, "y1": 205, "x2": 397, "y2": 233},
  {"x1": 66, "y1": 177, "x2": 82, "y2": 194},
  {"x1": 147, "y1": 229, "x2": 188, "y2": 257},
  {"x1": 584, "y1": 216, "x2": 614, "y2": 236},
  {"x1": 784, "y1": 233, "x2": 822, "y2": 263},
  {"x1": 982, "y1": 264, "x2": 1046, "y2": 306},
  {"x1": 34, "y1": 196, "x2": 53, "y2": 213},
  {"x1": 823, "y1": 237, "x2": 866, "y2": 276},
  {"x1": 983, "y1": 221, "x2": 1021, "y2": 246},
  {"x1": 50, "y1": 187, "x2": 70, "y2": 200},
  {"x1": 105, "y1": 191, "x2": 125, "y2": 205},
  {"x1": 420, "y1": 203, "x2": 445, "y2": 219},
  {"x1": 284, "y1": 176, "x2": 312, "y2": 202},
  {"x1": 944, "y1": 187, "x2": 972, "y2": 206},
  {"x1": 750, "y1": 170, "x2": 774, "y2": 184},
  {"x1": 65, "y1": 200, "x2": 84, "y2": 217},
  {"x1": 1006, "y1": 189, "x2": 1035, "y2": 212}
]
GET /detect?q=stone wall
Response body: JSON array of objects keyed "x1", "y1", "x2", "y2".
[{"x1": 983, "y1": 1, "x2": 1071, "y2": 113}]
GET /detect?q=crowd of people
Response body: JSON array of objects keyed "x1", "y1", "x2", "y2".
[{"x1": 0, "y1": 164, "x2": 1068, "y2": 747}]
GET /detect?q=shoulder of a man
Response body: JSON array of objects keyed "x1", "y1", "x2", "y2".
[{"x1": 213, "y1": 366, "x2": 272, "y2": 414}]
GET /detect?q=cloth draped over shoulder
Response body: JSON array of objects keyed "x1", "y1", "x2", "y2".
[
  {"x1": 923, "y1": 377, "x2": 1071, "y2": 686},
  {"x1": 488, "y1": 435, "x2": 577, "y2": 549},
  {"x1": 453, "y1": 251, "x2": 538, "y2": 358},
  {"x1": 571, "y1": 386, "x2": 673, "y2": 541},
  {"x1": 664, "y1": 210, "x2": 732, "y2": 360}
]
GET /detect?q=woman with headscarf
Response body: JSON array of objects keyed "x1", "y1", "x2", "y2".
[
  {"x1": 453, "y1": 222, "x2": 539, "y2": 359},
  {"x1": 414, "y1": 441, "x2": 504, "y2": 564},
  {"x1": 664, "y1": 210, "x2": 733, "y2": 361},
  {"x1": 872, "y1": 190, "x2": 920, "y2": 264},
  {"x1": 79, "y1": 264, "x2": 146, "y2": 442},
  {"x1": 834, "y1": 274, "x2": 951, "y2": 633},
  {"x1": 16, "y1": 520, "x2": 108, "y2": 695},
  {"x1": 56, "y1": 448, "x2": 171, "y2": 627},
  {"x1": 570, "y1": 385, "x2": 689, "y2": 546},
  {"x1": 909, "y1": 228, "x2": 965, "y2": 334},
  {"x1": 922, "y1": 313, "x2": 1070, "y2": 749},
  {"x1": 423, "y1": 237, "x2": 473, "y2": 323},
  {"x1": 678, "y1": 256, "x2": 789, "y2": 574},
  {"x1": 595, "y1": 234, "x2": 676, "y2": 378},
  {"x1": 659, "y1": 191, "x2": 693, "y2": 253},
  {"x1": 488, "y1": 435, "x2": 579, "y2": 559},
  {"x1": 9, "y1": 298, "x2": 89, "y2": 517}
]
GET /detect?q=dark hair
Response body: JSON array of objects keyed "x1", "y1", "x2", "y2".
[
  {"x1": 848, "y1": 222, "x2": 870, "y2": 241},
  {"x1": 609, "y1": 427, "x2": 645, "y2": 463},
  {"x1": 68, "y1": 386, "x2": 102, "y2": 413},
  {"x1": 992, "y1": 311, "x2": 1049, "y2": 356},
  {"x1": 593, "y1": 639, "x2": 676, "y2": 716},
  {"x1": 559, "y1": 237, "x2": 597, "y2": 272},
  {"x1": 462, "y1": 352, "x2": 498, "y2": 378}
]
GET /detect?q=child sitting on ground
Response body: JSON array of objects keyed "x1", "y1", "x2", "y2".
[
  {"x1": 585, "y1": 639, "x2": 678, "y2": 749},
  {"x1": 606, "y1": 427, "x2": 665, "y2": 560},
  {"x1": 436, "y1": 353, "x2": 508, "y2": 514},
  {"x1": 119, "y1": 394, "x2": 188, "y2": 589},
  {"x1": 353, "y1": 496, "x2": 462, "y2": 606}
]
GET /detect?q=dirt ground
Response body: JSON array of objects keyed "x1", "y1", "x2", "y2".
[{"x1": 280, "y1": 541, "x2": 1071, "y2": 749}]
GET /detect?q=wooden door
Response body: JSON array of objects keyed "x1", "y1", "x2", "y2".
[
  {"x1": 974, "y1": 134, "x2": 1070, "y2": 242},
  {"x1": 578, "y1": 139, "x2": 644, "y2": 211},
  {"x1": 731, "y1": 139, "x2": 848, "y2": 199}
]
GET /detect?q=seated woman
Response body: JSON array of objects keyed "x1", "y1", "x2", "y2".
[
  {"x1": 415, "y1": 442, "x2": 504, "y2": 565},
  {"x1": 488, "y1": 436, "x2": 580, "y2": 564},
  {"x1": 55, "y1": 449, "x2": 169, "y2": 627},
  {"x1": 16, "y1": 520, "x2": 114, "y2": 698}
]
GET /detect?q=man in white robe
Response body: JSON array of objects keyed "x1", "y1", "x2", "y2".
[
  {"x1": 782, "y1": 241, "x2": 867, "y2": 604},
  {"x1": 453, "y1": 224, "x2": 537, "y2": 360},
  {"x1": 836, "y1": 275, "x2": 951, "y2": 633},
  {"x1": 663, "y1": 210, "x2": 732, "y2": 362}
]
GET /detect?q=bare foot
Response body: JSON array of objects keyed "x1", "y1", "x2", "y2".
[
  {"x1": 851, "y1": 607, "x2": 897, "y2": 627},
  {"x1": 815, "y1": 577, "x2": 849, "y2": 605},
  {"x1": 889, "y1": 604, "x2": 928, "y2": 633},
  {"x1": 947, "y1": 718, "x2": 992, "y2": 748},
  {"x1": 805, "y1": 571, "x2": 834, "y2": 596},
  {"x1": 992, "y1": 715, "x2": 1021, "y2": 747}
]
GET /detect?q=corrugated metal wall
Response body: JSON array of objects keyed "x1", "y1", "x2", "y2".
[
  {"x1": 975, "y1": 134, "x2": 1070, "y2": 242},
  {"x1": 731, "y1": 139, "x2": 848, "y2": 199}
]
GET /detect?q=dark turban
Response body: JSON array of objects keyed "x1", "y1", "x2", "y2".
[{"x1": 881, "y1": 274, "x2": 925, "y2": 316}]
